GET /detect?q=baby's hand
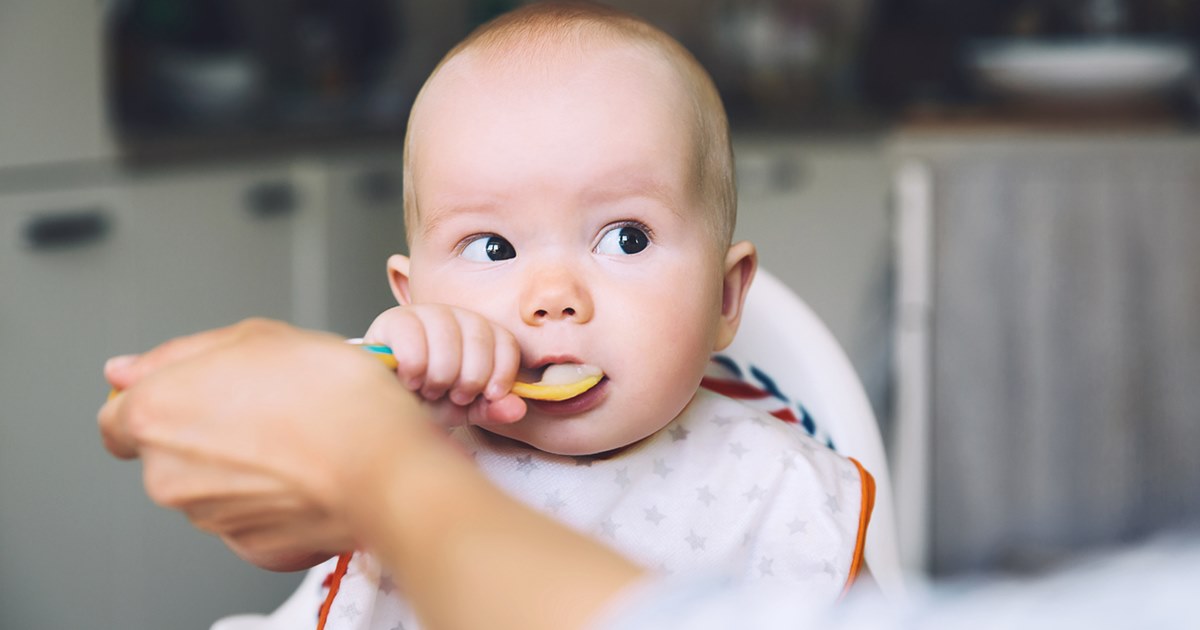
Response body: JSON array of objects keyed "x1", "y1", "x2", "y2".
[{"x1": 364, "y1": 305, "x2": 526, "y2": 427}]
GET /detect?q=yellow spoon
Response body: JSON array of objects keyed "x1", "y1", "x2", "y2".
[
  {"x1": 511, "y1": 365, "x2": 603, "y2": 401},
  {"x1": 106, "y1": 342, "x2": 604, "y2": 403}
]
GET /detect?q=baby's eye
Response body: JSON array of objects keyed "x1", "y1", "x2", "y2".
[
  {"x1": 595, "y1": 225, "x2": 650, "y2": 256},
  {"x1": 461, "y1": 235, "x2": 516, "y2": 262}
]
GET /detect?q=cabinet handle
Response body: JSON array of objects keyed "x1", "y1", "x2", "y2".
[
  {"x1": 244, "y1": 181, "x2": 298, "y2": 219},
  {"x1": 355, "y1": 169, "x2": 402, "y2": 205},
  {"x1": 23, "y1": 208, "x2": 112, "y2": 250}
]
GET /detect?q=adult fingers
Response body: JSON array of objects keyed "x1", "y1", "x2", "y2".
[
  {"x1": 103, "y1": 322, "x2": 246, "y2": 391},
  {"x1": 100, "y1": 319, "x2": 303, "y2": 457},
  {"x1": 97, "y1": 389, "x2": 139, "y2": 459}
]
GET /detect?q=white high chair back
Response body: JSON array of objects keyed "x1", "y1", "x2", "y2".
[{"x1": 720, "y1": 267, "x2": 905, "y2": 599}]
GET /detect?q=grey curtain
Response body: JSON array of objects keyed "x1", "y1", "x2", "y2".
[{"x1": 913, "y1": 136, "x2": 1200, "y2": 575}]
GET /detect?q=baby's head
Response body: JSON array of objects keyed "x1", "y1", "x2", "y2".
[
  {"x1": 388, "y1": 1, "x2": 757, "y2": 456},
  {"x1": 405, "y1": 1, "x2": 737, "y2": 250}
]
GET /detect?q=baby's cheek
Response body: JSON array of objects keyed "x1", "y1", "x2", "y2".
[{"x1": 634, "y1": 364, "x2": 702, "y2": 419}]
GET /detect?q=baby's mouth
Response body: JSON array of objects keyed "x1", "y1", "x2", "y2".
[{"x1": 513, "y1": 363, "x2": 604, "y2": 401}]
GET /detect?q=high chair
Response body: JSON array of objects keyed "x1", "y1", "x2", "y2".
[
  {"x1": 715, "y1": 267, "x2": 905, "y2": 600},
  {"x1": 213, "y1": 267, "x2": 904, "y2": 629}
]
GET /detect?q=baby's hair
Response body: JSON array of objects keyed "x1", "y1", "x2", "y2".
[{"x1": 402, "y1": 1, "x2": 736, "y2": 247}]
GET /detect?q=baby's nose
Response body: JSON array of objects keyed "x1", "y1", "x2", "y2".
[
  {"x1": 520, "y1": 266, "x2": 593, "y2": 325},
  {"x1": 535, "y1": 305, "x2": 577, "y2": 319}
]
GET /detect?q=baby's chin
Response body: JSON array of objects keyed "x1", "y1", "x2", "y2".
[{"x1": 478, "y1": 419, "x2": 666, "y2": 458}]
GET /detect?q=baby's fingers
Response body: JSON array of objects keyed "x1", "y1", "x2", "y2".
[
  {"x1": 411, "y1": 307, "x2": 462, "y2": 401},
  {"x1": 466, "y1": 393, "x2": 526, "y2": 426},
  {"x1": 365, "y1": 307, "x2": 429, "y2": 391},
  {"x1": 485, "y1": 326, "x2": 521, "y2": 402},
  {"x1": 425, "y1": 393, "x2": 526, "y2": 429},
  {"x1": 448, "y1": 311, "x2": 496, "y2": 406}
]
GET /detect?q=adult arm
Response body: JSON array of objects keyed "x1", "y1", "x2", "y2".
[{"x1": 98, "y1": 319, "x2": 644, "y2": 630}]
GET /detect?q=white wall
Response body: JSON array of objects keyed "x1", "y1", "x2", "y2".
[{"x1": 0, "y1": 2, "x2": 117, "y2": 170}]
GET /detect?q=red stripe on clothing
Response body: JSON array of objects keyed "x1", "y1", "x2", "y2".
[
  {"x1": 769, "y1": 408, "x2": 798, "y2": 422},
  {"x1": 317, "y1": 553, "x2": 353, "y2": 630},
  {"x1": 699, "y1": 376, "x2": 772, "y2": 400}
]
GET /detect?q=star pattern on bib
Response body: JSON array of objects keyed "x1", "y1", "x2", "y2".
[
  {"x1": 614, "y1": 466, "x2": 632, "y2": 489},
  {"x1": 515, "y1": 454, "x2": 538, "y2": 475},
  {"x1": 544, "y1": 490, "x2": 567, "y2": 514},
  {"x1": 652, "y1": 458, "x2": 674, "y2": 479},
  {"x1": 711, "y1": 414, "x2": 736, "y2": 427},
  {"x1": 743, "y1": 484, "x2": 767, "y2": 503},
  {"x1": 822, "y1": 560, "x2": 838, "y2": 578},
  {"x1": 758, "y1": 557, "x2": 775, "y2": 576},
  {"x1": 378, "y1": 575, "x2": 396, "y2": 594},
  {"x1": 338, "y1": 389, "x2": 867, "y2": 630},
  {"x1": 598, "y1": 516, "x2": 621, "y2": 539}
]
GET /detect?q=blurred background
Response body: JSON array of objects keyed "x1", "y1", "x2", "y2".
[{"x1": 2, "y1": 0, "x2": 1198, "y2": 627}]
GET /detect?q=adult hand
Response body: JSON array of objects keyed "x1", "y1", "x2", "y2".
[
  {"x1": 98, "y1": 319, "x2": 440, "y2": 571},
  {"x1": 99, "y1": 318, "x2": 644, "y2": 630}
]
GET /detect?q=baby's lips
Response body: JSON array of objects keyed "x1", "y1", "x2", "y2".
[{"x1": 512, "y1": 363, "x2": 604, "y2": 401}]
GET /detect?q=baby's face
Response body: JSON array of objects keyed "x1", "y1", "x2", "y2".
[{"x1": 400, "y1": 46, "x2": 732, "y2": 455}]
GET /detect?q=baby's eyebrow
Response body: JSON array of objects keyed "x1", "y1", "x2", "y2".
[
  {"x1": 580, "y1": 175, "x2": 682, "y2": 216},
  {"x1": 419, "y1": 202, "x2": 499, "y2": 239}
]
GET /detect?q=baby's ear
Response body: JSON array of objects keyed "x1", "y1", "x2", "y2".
[
  {"x1": 387, "y1": 254, "x2": 414, "y2": 305},
  {"x1": 713, "y1": 240, "x2": 757, "y2": 351}
]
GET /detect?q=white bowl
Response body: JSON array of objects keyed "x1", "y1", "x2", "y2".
[{"x1": 970, "y1": 39, "x2": 1193, "y2": 102}]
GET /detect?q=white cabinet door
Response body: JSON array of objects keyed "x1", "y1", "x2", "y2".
[
  {"x1": 0, "y1": 183, "x2": 143, "y2": 629},
  {"x1": 123, "y1": 165, "x2": 301, "y2": 346},
  {"x1": 0, "y1": 170, "x2": 304, "y2": 630}
]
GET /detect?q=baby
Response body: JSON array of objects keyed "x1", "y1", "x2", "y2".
[{"x1": 300, "y1": 3, "x2": 874, "y2": 629}]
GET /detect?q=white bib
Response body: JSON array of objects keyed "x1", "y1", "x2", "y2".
[{"x1": 322, "y1": 389, "x2": 871, "y2": 630}]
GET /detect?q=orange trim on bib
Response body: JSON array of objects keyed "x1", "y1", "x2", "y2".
[
  {"x1": 317, "y1": 553, "x2": 354, "y2": 630},
  {"x1": 841, "y1": 457, "x2": 875, "y2": 598}
]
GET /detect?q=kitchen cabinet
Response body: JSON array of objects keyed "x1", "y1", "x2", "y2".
[
  {"x1": 122, "y1": 164, "x2": 300, "y2": 340},
  {"x1": 318, "y1": 152, "x2": 408, "y2": 337},
  {"x1": 0, "y1": 168, "x2": 302, "y2": 629},
  {"x1": 889, "y1": 131, "x2": 1200, "y2": 577},
  {"x1": 0, "y1": 154, "x2": 402, "y2": 629},
  {"x1": 1, "y1": 183, "x2": 152, "y2": 629}
]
